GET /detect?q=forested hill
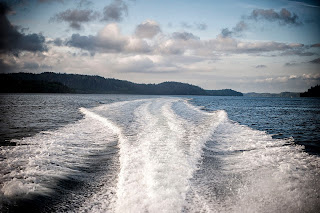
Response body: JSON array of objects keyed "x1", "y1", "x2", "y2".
[
  {"x1": 300, "y1": 85, "x2": 320, "y2": 97},
  {"x1": 0, "y1": 72, "x2": 243, "y2": 96}
]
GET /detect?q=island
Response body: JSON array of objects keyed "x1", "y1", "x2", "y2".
[{"x1": 0, "y1": 72, "x2": 243, "y2": 96}]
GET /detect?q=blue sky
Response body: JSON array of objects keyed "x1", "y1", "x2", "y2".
[{"x1": 0, "y1": 0, "x2": 319, "y2": 92}]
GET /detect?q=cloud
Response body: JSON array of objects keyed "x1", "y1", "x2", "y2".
[
  {"x1": 301, "y1": 73, "x2": 320, "y2": 79},
  {"x1": 64, "y1": 21, "x2": 155, "y2": 54},
  {"x1": 67, "y1": 23, "x2": 152, "y2": 54},
  {"x1": 208, "y1": 36, "x2": 304, "y2": 54},
  {"x1": 155, "y1": 34, "x2": 203, "y2": 55},
  {"x1": 281, "y1": 49, "x2": 316, "y2": 56},
  {"x1": 309, "y1": 57, "x2": 320, "y2": 64},
  {"x1": 23, "y1": 61, "x2": 39, "y2": 70},
  {"x1": 53, "y1": 38, "x2": 63, "y2": 46},
  {"x1": 5, "y1": 0, "x2": 67, "y2": 7},
  {"x1": 51, "y1": 9, "x2": 99, "y2": 30},
  {"x1": 221, "y1": 28, "x2": 232, "y2": 38},
  {"x1": 288, "y1": 0, "x2": 320, "y2": 8},
  {"x1": 112, "y1": 55, "x2": 155, "y2": 73},
  {"x1": 284, "y1": 57, "x2": 320, "y2": 66},
  {"x1": 248, "y1": 8, "x2": 302, "y2": 26},
  {"x1": 102, "y1": 0, "x2": 128, "y2": 22},
  {"x1": 135, "y1": 20, "x2": 161, "y2": 39},
  {"x1": 47, "y1": 38, "x2": 64, "y2": 46},
  {"x1": 196, "y1": 23, "x2": 207, "y2": 31},
  {"x1": 77, "y1": 0, "x2": 93, "y2": 8},
  {"x1": 67, "y1": 33, "x2": 125, "y2": 53},
  {"x1": 221, "y1": 21, "x2": 248, "y2": 37},
  {"x1": 181, "y1": 22, "x2": 192, "y2": 29},
  {"x1": 181, "y1": 22, "x2": 208, "y2": 31},
  {"x1": 67, "y1": 34, "x2": 101, "y2": 51},
  {"x1": 126, "y1": 36, "x2": 151, "y2": 53},
  {"x1": 221, "y1": 8, "x2": 301, "y2": 38},
  {"x1": 0, "y1": 58, "x2": 14, "y2": 72},
  {"x1": 255, "y1": 64, "x2": 267, "y2": 68},
  {"x1": 241, "y1": 73, "x2": 320, "y2": 93},
  {"x1": 172, "y1": 32, "x2": 199, "y2": 40},
  {"x1": 0, "y1": 2, "x2": 47, "y2": 55},
  {"x1": 233, "y1": 21, "x2": 248, "y2": 34},
  {"x1": 21, "y1": 61, "x2": 52, "y2": 71},
  {"x1": 112, "y1": 55, "x2": 184, "y2": 74},
  {"x1": 65, "y1": 22, "x2": 309, "y2": 57},
  {"x1": 284, "y1": 62, "x2": 299, "y2": 66},
  {"x1": 255, "y1": 73, "x2": 320, "y2": 84},
  {"x1": 236, "y1": 41, "x2": 303, "y2": 53},
  {"x1": 0, "y1": 51, "x2": 52, "y2": 73}
]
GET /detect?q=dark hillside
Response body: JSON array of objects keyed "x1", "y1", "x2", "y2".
[
  {"x1": 300, "y1": 85, "x2": 320, "y2": 97},
  {"x1": 0, "y1": 72, "x2": 243, "y2": 96},
  {"x1": 0, "y1": 74, "x2": 73, "y2": 93}
]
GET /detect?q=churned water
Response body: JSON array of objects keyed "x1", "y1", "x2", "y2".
[{"x1": 0, "y1": 94, "x2": 319, "y2": 212}]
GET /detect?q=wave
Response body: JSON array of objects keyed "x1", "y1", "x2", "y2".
[{"x1": 1, "y1": 98, "x2": 319, "y2": 212}]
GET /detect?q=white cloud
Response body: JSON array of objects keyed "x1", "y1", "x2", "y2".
[
  {"x1": 255, "y1": 73, "x2": 320, "y2": 84},
  {"x1": 65, "y1": 22, "x2": 313, "y2": 59},
  {"x1": 135, "y1": 20, "x2": 161, "y2": 39}
]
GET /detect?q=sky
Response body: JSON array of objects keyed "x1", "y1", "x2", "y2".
[{"x1": 0, "y1": 0, "x2": 319, "y2": 93}]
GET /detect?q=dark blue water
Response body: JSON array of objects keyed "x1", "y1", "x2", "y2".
[
  {"x1": 189, "y1": 96, "x2": 320, "y2": 155},
  {"x1": 0, "y1": 94, "x2": 319, "y2": 212},
  {"x1": 0, "y1": 94, "x2": 149, "y2": 146}
]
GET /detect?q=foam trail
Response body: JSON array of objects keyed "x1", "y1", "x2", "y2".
[
  {"x1": 186, "y1": 115, "x2": 320, "y2": 213},
  {"x1": 108, "y1": 98, "x2": 225, "y2": 213},
  {"x1": 80, "y1": 107, "x2": 121, "y2": 135},
  {"x1": 1, "y1": 97, "x2": 320, "y2": 213},
  {"x1": 0, "y1": 108, "x2": 120, "y2": 212}
]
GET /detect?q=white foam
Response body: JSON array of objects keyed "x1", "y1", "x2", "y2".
[
  {"x1": 108, "y1": 98, "x2": 226, "y2": 213},
  {"x1": 0, "y1": 109, "x2": 119, "y2": 199},
  {"x1": 1, "y1": 178, "x2": 41, "y2": 197},
  {"x1": 187, "y1": 117, "x2": 320, "y2": 213},
  {"x1": 80, "y1": 107, "x2": 121, "y2": 134},
  {"x1": 76, "y1": 99, "x2": 320, "y2": 213},
  {"x1": 2, "y1": 97, "x2": 320, "y2": 213}
]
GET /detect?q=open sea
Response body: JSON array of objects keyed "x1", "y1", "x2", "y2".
[{"x1": 0, "y1": 94, "x2": 319, "y2": 213}]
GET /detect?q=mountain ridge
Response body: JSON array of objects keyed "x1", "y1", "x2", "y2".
[{"x1": 0, "y1": 72, "x2": 243, "y2": 96}]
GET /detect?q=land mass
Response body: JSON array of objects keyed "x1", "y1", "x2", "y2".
[
  {"x1": 244, "y1": 85, "x2": 320, "y2": 98},
  {"x1": 0, "y1": 72, "x2": 243, "y2": 96},
  {"x1": 300, "y1": 85, "x2": 320, "y2": 97}
]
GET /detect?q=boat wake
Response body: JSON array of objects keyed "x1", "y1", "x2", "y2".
[{"x1": 1, "y1": 98, "x2": 319, "y2": 212}]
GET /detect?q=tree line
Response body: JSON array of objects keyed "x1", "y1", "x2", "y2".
[{"x1": 0, "y1": 72, "x2": 243, "y2": 96}]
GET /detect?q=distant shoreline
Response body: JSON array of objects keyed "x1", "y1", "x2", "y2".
[
  {"x1": 1, "y1": 72, "x2": 319, "y2": 97},
  {"x1": 0, "y1": 72, "x2": 243, "y2": 96}
]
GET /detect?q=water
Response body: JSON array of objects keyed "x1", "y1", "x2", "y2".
[
  {"x1": 0, "y1": 94, "x2": 319, "y2": 212},
  {"x1": 189, "y1": 96, "x2": 320, "y2": 154}
]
